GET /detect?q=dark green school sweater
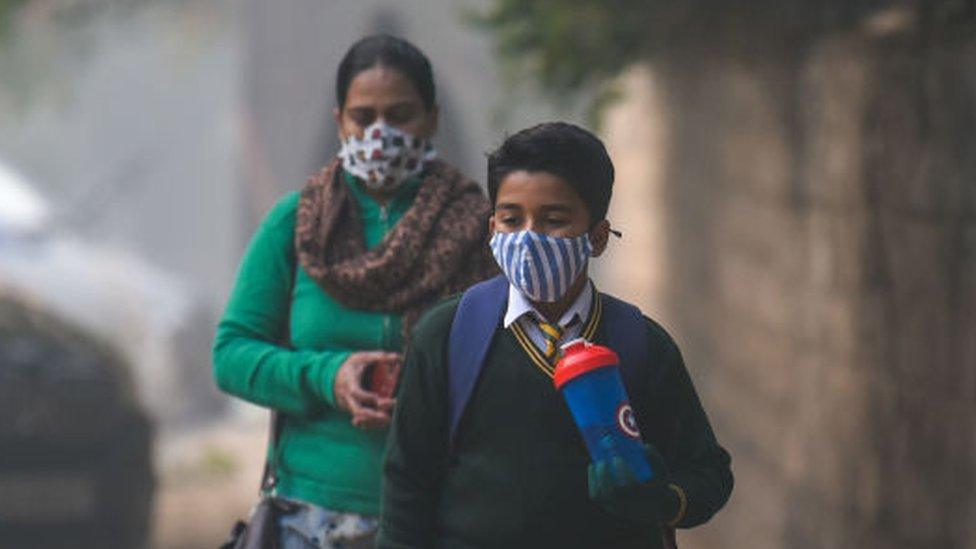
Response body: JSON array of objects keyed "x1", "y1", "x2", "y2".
[{"x1": 378, "y1": 294, "x2": 733, "y2": 549}]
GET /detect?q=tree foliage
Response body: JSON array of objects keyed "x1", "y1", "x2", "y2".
[
  {"x1": 474, "y1": 0, "x2": 665, "y2": 95},
  {"x1": 474, "y1": 0, "x2": 902, "y2": 116},
  {"x1": 0, "y1": 0, "x2": 28, "y2": 41}
]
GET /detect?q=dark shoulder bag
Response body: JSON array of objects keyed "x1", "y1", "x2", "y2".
[
  {"x1": 219, "y1": 413, "x2": 296, "y2": 549},
  {"x1": 220, "y1": 252, "x2": 301, "y2": 549}
]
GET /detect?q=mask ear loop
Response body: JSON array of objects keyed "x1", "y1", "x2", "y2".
[{"x1": 609, "y1": 226, "x2": 623, "y2": 238}]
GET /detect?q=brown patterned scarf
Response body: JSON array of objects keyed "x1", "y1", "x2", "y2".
[{"x1": 295, "y1": 158, "x2": 498, "y2": 345}]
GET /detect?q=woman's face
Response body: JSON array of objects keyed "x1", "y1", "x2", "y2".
[{"x1": 334, "y1": 65, "x2": 438, "y2": 140}]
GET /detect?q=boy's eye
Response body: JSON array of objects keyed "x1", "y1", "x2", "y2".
[{"x1": 546, "y1": 218, "x2": 569, "y2": 226}]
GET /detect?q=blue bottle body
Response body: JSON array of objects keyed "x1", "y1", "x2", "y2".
[{"x1": 559, "y1": 365, "x2": 653, "y2": 482}]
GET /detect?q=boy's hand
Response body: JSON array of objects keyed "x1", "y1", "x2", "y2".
[
  {"x1": 334, "y1": 351, "x2": 400, "y2": 429},
  {"x1": 587, "y1": 444, "x2": 680, "y2": 528}
]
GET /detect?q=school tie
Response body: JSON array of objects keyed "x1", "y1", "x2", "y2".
[{"x1": 537, "y1": 320, "x2": 565, "y2": 363}]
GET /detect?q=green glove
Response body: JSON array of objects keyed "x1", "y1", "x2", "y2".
[{"x1": 587, "y1": 444, "x2": 681, "y2": 528}]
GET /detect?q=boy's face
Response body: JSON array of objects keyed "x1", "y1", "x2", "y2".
[{"x1": 489, "y1": 170, "x2": 610, "y2": 257}]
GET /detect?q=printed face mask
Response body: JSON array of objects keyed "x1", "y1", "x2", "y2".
[
  {"x1": 490, "y1": 230, "x2": 593, "y2": 303},
  {"x1": 338, "y1": 121, "x2": 436, "y2": 191}
]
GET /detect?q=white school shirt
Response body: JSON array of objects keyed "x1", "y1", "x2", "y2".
[{"x1": 502, "y1": 280, "x2": 594, "y2": 355}]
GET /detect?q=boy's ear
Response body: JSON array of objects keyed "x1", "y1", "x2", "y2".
[
  {"x1": 590, "y1": 219, "x2": 611, "y2": 257},
  {"x1": 487, "y1": 214, "x2": 495, "y2": 239}
]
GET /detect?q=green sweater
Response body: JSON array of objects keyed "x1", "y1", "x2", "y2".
[
  {"x1": 379, "y1": 295, "x2": 733, "y2": 548},
  {"x1": 213, "y1": 172, "x2": 420, "y2": 515}
]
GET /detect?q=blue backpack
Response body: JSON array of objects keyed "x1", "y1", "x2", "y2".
[{"x1": 447, "y1": 275, "x2": 654, "y2": 450}]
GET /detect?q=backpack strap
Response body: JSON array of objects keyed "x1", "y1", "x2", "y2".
[
  {"x1": 601, "y1": 294, "x2": 679, "y2": 547},
  {"x1": 447, "y1": 275, "x2": 509, "y2": 449},
  {"x1": 600, "y1": 293, "x2": 657, "y2": 443},
  {"x1": 602, "y1": 293, "x2": 679, "y2": 460},
  {"x1": 600, "y1": 293, "x2": 649, "y2": 392}
]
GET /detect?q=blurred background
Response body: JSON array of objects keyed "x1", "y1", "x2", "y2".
[{"x1": 0, "y1": 0, "x2": 973, "y2": 547}]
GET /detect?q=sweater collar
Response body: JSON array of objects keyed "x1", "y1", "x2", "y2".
[
  {"x1": 503, "y1": 279, "x2": 594, "y2": 329},
  {"x1": 342, "y1": 169, "x2": 421, "y2": 219}
]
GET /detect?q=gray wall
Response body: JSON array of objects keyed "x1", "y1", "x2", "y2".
[{"x1": 650, "y1": 10, "x2": 976, "y2": 548}]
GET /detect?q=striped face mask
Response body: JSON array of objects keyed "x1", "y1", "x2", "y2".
[{"x1": 490, "y1": 230, "x2": 594, "y2": 303}]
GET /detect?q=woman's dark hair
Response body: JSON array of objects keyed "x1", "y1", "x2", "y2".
[
  {"x1": 336, "y1": 34, "x2": 436, "y2": 110},
  {"x1": 487, "y1": 122, "x2": 615, "y2": 225}
]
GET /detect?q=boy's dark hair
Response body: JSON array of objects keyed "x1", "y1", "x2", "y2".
[
  {"x1": 487, "y1": 122, "x2": 614, "y2": 225},
  {"x1": 336, "y1": 34, "x2": 436, "y2": 110}
]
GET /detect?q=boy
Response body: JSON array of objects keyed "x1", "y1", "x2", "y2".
[{"x1": 378, "y1": 122, "x2": 732, "y2": 548}]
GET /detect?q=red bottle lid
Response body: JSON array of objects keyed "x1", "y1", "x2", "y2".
[{"x1": 553, "y1": 338, "x2": 620, "y2": 390}]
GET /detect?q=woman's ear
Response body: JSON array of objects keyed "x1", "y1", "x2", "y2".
[
  {"x1": 590, "y1": 219, "x2": 611, "y2": 257},
  {"x1": 333, "y1": 107, "x2": 343, "y2": 138},
  {"x1": 427, "y1": 105, "x2": 440, "y2": 137}
]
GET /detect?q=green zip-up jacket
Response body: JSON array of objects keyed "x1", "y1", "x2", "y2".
[{"x1": 213, "y1": 172, "x2": 420, "y2": 514}]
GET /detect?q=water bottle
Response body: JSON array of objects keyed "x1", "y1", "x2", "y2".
[{"x1": 553, "y1": 338, "x2": 653, "y2": 481}]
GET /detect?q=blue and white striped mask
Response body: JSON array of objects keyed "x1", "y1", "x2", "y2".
[{"x1": 490, "y1": 230, "x2": 593, "y2": 303}]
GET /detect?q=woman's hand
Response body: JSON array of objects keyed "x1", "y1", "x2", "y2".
[{"x1": 333, "y1": 351, "x2": 401, "y2": 429}]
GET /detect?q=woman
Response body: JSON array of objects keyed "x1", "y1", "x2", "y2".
[{"x1": 213, "y1": 35, "x2": 496, "y2": 548}]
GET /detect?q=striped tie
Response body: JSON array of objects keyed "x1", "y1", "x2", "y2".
[{"x1": 537, "y1": 321, "x2": 564, "y2": 362}]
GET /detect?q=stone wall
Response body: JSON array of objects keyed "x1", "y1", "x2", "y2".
[{"x1": 602, "y1": 11, "x2": 976, "y2": 549}]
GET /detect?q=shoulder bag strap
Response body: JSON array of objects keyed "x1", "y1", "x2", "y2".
[{"x1": 259, "y1": 243, "x2": 298, "y2": 495}]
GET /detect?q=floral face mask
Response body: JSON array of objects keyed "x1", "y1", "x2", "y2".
[{"x1": 338, "y1": 120, "x2": 436, "y2": 191}]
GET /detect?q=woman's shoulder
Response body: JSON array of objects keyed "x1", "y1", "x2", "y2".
[{"x1": 259, "y1": 191, "x2": 301, "y2": 231}]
